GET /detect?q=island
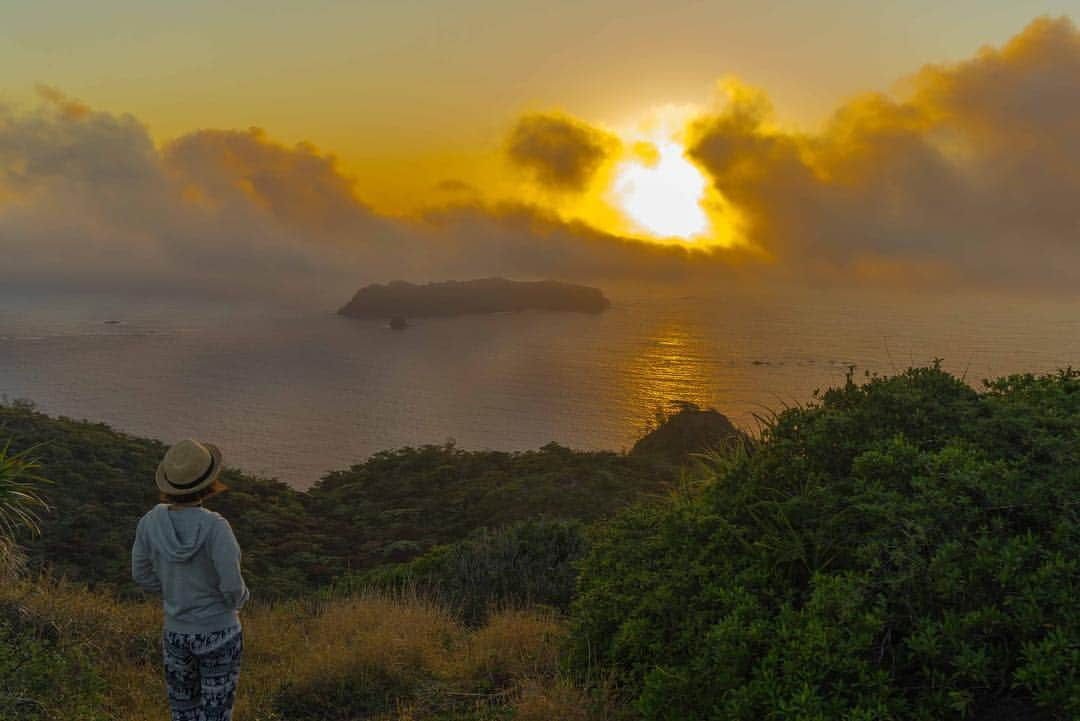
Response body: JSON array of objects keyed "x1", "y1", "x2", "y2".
[{"x1": 338, "y1": 278, "x2": 610, "y2": 319}]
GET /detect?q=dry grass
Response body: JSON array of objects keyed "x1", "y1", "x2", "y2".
[
  {"x1": 513, "y1": 677, "x2": 593, "y2": 721},
  {"x1": 1, "y1": 578, "x2": 621, "y2": 721},
  {"x1": 446, "y1": 608, "x2": 564, "y2": 689}
]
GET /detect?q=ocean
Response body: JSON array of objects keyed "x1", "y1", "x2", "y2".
[{"x1": 2, "y1": 286, "x2": 1077, "y2": 488}]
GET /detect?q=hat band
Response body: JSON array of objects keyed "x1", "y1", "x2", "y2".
[{"x1": 164, "y1": 456, "x2": 216, "y2": 491}]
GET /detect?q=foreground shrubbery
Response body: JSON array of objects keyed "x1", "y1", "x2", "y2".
[
  {"x1": 0, "y1": 620, "x2": 105, "y2": 720},
  {"x1": 572, "y1": 365, "x2": 1079, "y2": 720}
]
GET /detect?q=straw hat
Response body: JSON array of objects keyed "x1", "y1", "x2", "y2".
[{"x1": 156, "y1": 440, "x2": 223, "y2": 496}]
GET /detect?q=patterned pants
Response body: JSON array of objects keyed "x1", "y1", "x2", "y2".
[{"x1": 162, "y1": 625, "x2": 243, "y2": 721}]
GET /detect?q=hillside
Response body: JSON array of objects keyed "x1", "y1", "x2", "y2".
[{"x1": 0, "y1": 401, "x2": 678, "y2": 596}]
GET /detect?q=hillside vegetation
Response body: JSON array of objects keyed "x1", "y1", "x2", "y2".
[
  {"x1": 1, "y1": 365, "x2": 1077, "y2": 720},
  {"x1": 0, "y1": 401, "x2": 677, "y2": 597},
  {"x1": 572, "y1": 365, "x2": 1079, "y2": 720}
]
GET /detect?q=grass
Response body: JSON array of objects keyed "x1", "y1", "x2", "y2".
[
  {"x1": 0, "y1": 576, "x2": 625, "y2": 721},
  {"x1": 0, "y1": 442, "x2": 50, "y2": 578}
]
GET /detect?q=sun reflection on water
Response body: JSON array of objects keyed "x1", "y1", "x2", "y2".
[{"x1": 618, "y1": 321, "x2": 719, "y2": 435}]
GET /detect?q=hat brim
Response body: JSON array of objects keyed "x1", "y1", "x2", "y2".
[{"x1": 155, "y1": 442, "x2": 223, "y2": 496}]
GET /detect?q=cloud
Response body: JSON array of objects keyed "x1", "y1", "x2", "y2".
[
  {"x1": 686, "y1": 16, "x2": 1080, "y2": 291},
  {"x1": 33, "y1": 84, "x2": 91, "y2": 120},
  {"x1": 0, "y1": 94, "x2": 411, "y2": 300},
  {"x1": 418, "y1": 201, "x2": 746, "y2": 285},
  {"x1": 163, "y1": 128, "x2": 385, "y2": 240},
  {"x1": 5, "y1": 18, "x2": 1080, "y2": 300},
  {"x1": 0, "y1": 93, "x2": 712, "y2": 299},
  {"x1": 505, "y1": 112, "x2": 620, "y2": 192}
]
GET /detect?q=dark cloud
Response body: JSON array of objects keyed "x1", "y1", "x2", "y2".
[
  {"x1": 687, "y1": 16, "x2": 1080, "y2": 291},
  {"x1": 505, "y1": 112, "x2": 620, "y2": 192},
  {"x1": 418, "y1": 201, "x2": 746, "y2": 285}
]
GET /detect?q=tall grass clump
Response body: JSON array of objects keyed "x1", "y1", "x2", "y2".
[{"x1": 0, "y1": 442, "x2": 49, "y2": 578}]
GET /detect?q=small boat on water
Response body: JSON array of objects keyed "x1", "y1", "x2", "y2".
[{"x1": 389, "y1": 316, "x2": 409, "y2": 330}]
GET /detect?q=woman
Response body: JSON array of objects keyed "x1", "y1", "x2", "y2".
[{"x1": 132, "y1": 439, "x2": 250, "y2": 721}]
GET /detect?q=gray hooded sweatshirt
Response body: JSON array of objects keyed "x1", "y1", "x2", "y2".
[{"x1": 132, "y1": 504, "x2": 250, "y2": 633}]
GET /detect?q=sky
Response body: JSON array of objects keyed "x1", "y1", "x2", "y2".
[
  {"x1": 2, "y1": 2, "x2": 1080, "y2": 300},
  {"x1": 3, "y1": 0, "x2": 1075, "y2": 208}
]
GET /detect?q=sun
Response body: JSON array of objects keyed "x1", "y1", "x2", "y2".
[{"x1": 610, "y1": 139, "x2": 709, "y2": 241}]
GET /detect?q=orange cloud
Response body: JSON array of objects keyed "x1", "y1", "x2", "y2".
[{"x1": 34, "y1": 84, "x2": 92, "y2": 120}]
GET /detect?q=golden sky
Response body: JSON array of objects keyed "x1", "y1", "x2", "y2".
[
  {"x1": 2, "y1": 4, "x2": 1080, "y2": 298},
  {"x1": 4, "y1": 0, "x2": 1075, "y2": 211}
]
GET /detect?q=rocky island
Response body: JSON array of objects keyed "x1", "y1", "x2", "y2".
[{"x1": 338, "y1": 278, "x2": 610, "y2": 319}]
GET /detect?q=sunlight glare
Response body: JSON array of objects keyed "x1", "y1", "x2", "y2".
[{"x1": 611, "y1": 140, "x2": 709, "y2": 241}]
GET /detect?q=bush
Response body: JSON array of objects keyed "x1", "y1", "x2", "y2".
[
  {"x1": 343, "y1": 518, "x2": 591, "y2": 625},
  {"x1": 571, "y1": 365, "x2": 1080, "y2": 720},
  {"x1": 0, "y1": 621, "x2": 107, "y2": 721}
]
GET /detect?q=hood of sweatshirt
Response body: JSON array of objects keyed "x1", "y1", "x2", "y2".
[{"x1": 144, "y1": 504, "x2": 214, "y2": 562}]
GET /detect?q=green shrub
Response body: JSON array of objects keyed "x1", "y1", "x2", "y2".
[
  {"x1": 0, "y1": 621, "x2": 107, "y2": 721},
  {"x1": 310, "y1": 441, "x2": 669, "y2": 570},
  {"x1": 571, "y1": 365, "x2": 1079, "y2": 720},
  {"x1": 342, "y1": 518, "x2": 590, "y2": 625}
]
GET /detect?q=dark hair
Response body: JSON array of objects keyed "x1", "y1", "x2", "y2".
[{"x1": 160, "y1": 481, "x2": 225, "y2": 505}]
